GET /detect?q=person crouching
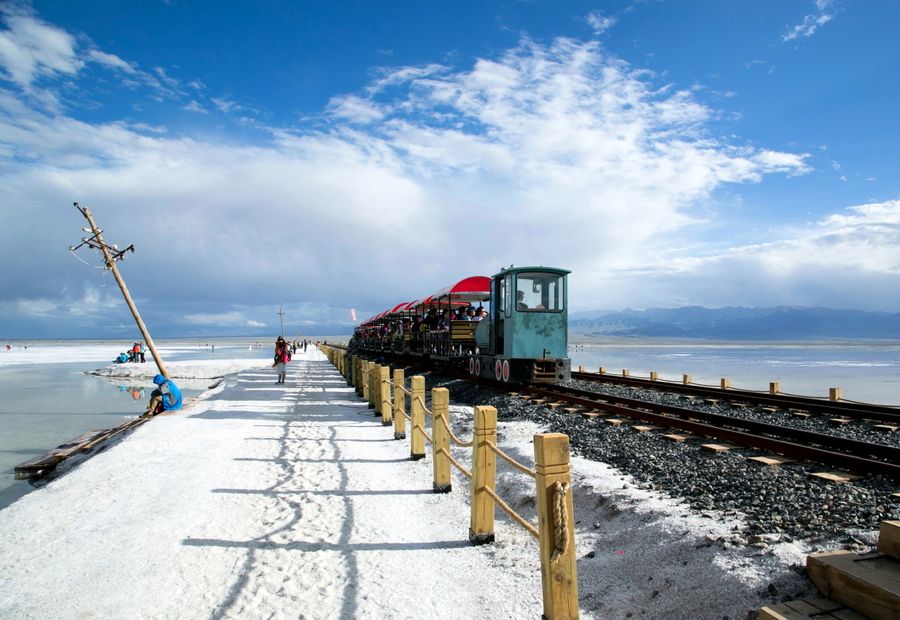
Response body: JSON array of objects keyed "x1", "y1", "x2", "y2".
[{"x1": 143, "y1": 374, "x2": 183, "y2": 417}]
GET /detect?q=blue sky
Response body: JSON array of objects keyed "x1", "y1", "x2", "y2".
[{"x1": 1, "y1": 0, "x2": 899, "y2": 337}]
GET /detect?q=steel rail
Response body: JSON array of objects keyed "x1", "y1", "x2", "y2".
[
  {"x1": 522, "y1": 384, "x2": 900, "y2": 479},
  {"x1": 572, "y1": 370, "x2": 900, "y2": 424}
]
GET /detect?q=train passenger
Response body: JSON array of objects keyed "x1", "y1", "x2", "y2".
[
  {"x1": 425, "y1": 309, "x2": 439, "y2": 330},
  {"x1": 465, "y1": 307, "x2": 476, "y2": 320},
  {"x1": 438, "y1": 309, "x2": 452, "y2": 330},
  {"x1": 516, "y1": 290, "x2": 528, "y2": 310}
]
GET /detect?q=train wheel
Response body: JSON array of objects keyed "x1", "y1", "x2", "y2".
[
  {"x1": 475, "y1": 358, "x2": 481, "y2": 376},
  {"x1": 502, "y1": 359, "x2": 510, "y2": 382},
  {"x1": 494, "y1": 359, "x2": 502, "y2": 381},
  {"x1": 469, "y1": 357, "x2": 475, "y2": 375}
]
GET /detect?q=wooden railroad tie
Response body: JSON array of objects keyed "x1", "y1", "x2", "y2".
[
  {"x1": 874, "y1": 424, "x2": 899, "y2": 433},
  {"x1": 759, "y1": 405, "x2": 779, "y2": 413},
  {"x1": 678, "y1": 394, "x2": 697, "y2": 401},
  {"x1": 632, "y1": 425, "x2": 663, "y2": 433},
  {"x1": 829, "y1": 418, "x2": 853, "y2": 426},
  {"x1": 604, "y1": 418, "x2": 629, "y2": 426},
  {"x1": 703, "y1": 398, "x2": 720, "y2": 405},
  {"x1": 701, "y1": 443, "x2": 739, "y2": 453},
  {"x1": 748, "y1": 455, "x2": 794, "y2": 467},
  {"x1": 790, "y1": 409, "x2": 812, "y2": 419},
  {"x1": 662, "y1": 433, "x2": 694, "y2": 443},
  {"x1": 729, "y1": 401, "x2": 749, "y2": 409},
  {"x1": 579, "y1": 410, "x2": 607, "y2": 419},
  {"x1": 546, "y1": 401, "x2": 568, "y2": 410},
  {"x1": 809, "y1": 472, "x2": 862, "y2": 485}
]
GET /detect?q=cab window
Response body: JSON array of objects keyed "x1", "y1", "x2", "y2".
[{"x1": 514, "y1": 272, "x2": 564, "y2": 312}]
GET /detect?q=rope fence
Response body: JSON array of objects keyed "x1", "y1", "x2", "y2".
[{"x1": 319, "y1": 347, "x2": 580, "y2": 619}]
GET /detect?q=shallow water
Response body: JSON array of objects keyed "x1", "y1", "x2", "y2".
[
  {"x1": 0, "y1": 339, "x2": 273, "y2": 510},
  {"x1": 569, "y1": 341, "x2": 900, "y2": 405}
]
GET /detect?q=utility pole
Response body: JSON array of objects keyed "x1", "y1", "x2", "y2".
[
  {"x1": 277, "y1": 306, "x2": 285, "y2": 338},
  {"x1": 70, "y1": 203, "x2": 170, "y2": 379}
]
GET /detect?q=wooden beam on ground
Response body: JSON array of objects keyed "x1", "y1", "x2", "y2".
[
  {"x1": 701, "y1": 443, "x2": 739, "y2": 453},
  {"x1": 807, "y1": 550, "x2": 900, "y2": 620},
  {"x1": 810, "y1": 472, "x2": 862, "y2": 484},
  {"x1": 748, "y1": 455, "x2": 793, "y2": 467}
]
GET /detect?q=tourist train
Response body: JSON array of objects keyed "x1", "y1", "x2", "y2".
[{"x1": 352, "y1": 265, "x2": 571, "y2": 383}]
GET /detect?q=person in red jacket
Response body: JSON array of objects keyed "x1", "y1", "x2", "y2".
[{"x1": 274, "y1": 336, "x2": 290, "y2": 384}]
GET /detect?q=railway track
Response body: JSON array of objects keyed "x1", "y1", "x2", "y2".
[
  {"x1": 571, "y1": 369, "x2": 900, "y2": 424},
  {"x1": 517, "y1": 382, "x2": 900, "y2": 479},
  {"x1": 336, "y1": 346, "x2": 900, "y2": 478}
]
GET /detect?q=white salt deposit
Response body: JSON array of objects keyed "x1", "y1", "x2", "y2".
[{"x1": 0, "y1": 347, "x2": 812, "y2": 618}]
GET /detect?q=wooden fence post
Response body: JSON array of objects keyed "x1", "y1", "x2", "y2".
[
  {"x1": 353, "y1": 357, "x2": 360, "y2": 395},
  {"x1": 410, "y1": 376, "x2": 426, "y2": 460},
  {"x1": 369, "y1": 364, "x2": 378, "y2": 411},
  {"x1": 362, "y1": 361, "x2": 370, "y2": 403},
  {"x1": 469, "y1": 405, "x2": 497, "y2": 545},
  {"x1": 683, "y1": 374, "x2": 692, "y2": 385},
  {"x1": 393, "y1": 369, "x2": 406, "y2": 440},
  {"x1": 721, "y1": 377, "x2": 731, "y2": 389},
  {"x1": 534, "y1": 433, "x2": 579, "y2": 620},
  {"x1": 380, "y1": 366, "x2": 392, "y2": 426},
  {"x1": 346, "y1": 354, "x2": 353, "y2": 386},
  {"x1": 432, "y1": 387, "x2": 451, "y2": 493},
  {"x1": 770, "y1": 381, "x2": 780, "y2": 395},
  {"x1": 829, "y1": 387, "x2": 842, "y2": 401}
]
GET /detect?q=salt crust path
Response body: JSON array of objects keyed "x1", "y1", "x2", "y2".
[
  {"x1": 0, "y1": 350, "x2": 546, "y2": 619},
  {"x1": 0, "y1": 348, "x2": 812, "y2": 618}
]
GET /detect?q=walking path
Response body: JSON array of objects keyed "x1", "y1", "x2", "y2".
[{"x1": 0, "y1": 349, "x2": 545, "y2": 619}]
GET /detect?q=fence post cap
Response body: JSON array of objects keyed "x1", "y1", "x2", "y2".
[{"x1": 534, "y1": 433, "x2": 570, "y2": 466}]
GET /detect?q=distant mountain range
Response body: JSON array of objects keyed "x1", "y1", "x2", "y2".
[{"x1": 568, "y1": 306, "x2": 900, "y2": 340}]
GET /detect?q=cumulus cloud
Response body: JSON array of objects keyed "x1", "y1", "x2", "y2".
[
  {"x1": 591, "y1": 200, "x2": 900, "y2": 311},
  {"x1": 5, "y1": 23, "x2": 876, "y2": 336},
  {"x1": 183, "y1": 312, "x2": 265, "y2": 328},
  {"x1": 783, "y1": 0, "x2": 836, "y2": 42}
]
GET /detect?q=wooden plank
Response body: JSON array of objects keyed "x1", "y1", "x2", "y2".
[
  {"x1": 830, "y1": 418, "x2": 852, "y2": 426},
  {"x1": 807, "y1": 551, "x2": 900, "y2": 620},
  {"x1": 604, "y1": 418, "x2": 629, "y2": 426},
  {"x1": 729, "y1": 402, "x2": 749, "y2": 409},
  {"x1": 791, "y1": 410, "x2": 813, "y2": 419},
  {"x1": 878, "y1": 521, "x2": 900, "y2": 561},
  {"x1": 874, "y1": 424, "x2": 899, "y2": 433},
  {"x1": 810, "y1": 472, "x2": 862, "y2": 484},
  {"x1": 759, "y1": 603, "x2": 808, "y2": 619},
  {"x1": 760, "y1": 406, "x2": 779, "y2": 413},
  {"x1": 703, "y1": 398, "x2": 720, "y2": 405},
  {"x1": 701, "y1": 443, "x2": 738, "y2": 453},
  {"x1": 749, "y1": 455, "x2": 793, "y2": 466},
  {"x1": 546, "y1": 401, "x2": 568, "y2": 410},
  {"x1": 633, "y1": 425, "x2": 662, "y2": 433},
  {"x1": 662, "y1": 433, "x2": 694, "y2": 442}
]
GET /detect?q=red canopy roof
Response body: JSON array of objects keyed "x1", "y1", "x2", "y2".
[{"x1": 427, "y1": 275, "x2": 491, "y2": 302}]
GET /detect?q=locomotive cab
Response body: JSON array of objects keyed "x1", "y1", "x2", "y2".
[{"x1": 474, "y1": 266, "x2": 571, "y2": 383}]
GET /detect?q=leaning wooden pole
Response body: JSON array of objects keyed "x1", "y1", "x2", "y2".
[{"x1": 77, "y1": 205, "x2": 170, "y2": 379}]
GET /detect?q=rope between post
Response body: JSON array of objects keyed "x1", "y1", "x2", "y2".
[
  {"x1": 485, "y1": 441, "x2": 536, "y2": 478},
  {"x1": 437, "y1": 415, "x2": 473, "y2": 447},
  {"x1": 437, "y1": 448, "x2": 472, "y2": 479},
  {"x1": 413, "y1": 424, "x2": 433, "y2": 445},
  {"x1": 414, "y1": 395, "x2": 433, "y2": 417},
  {"x1": 551, "y1": 480, "x2": 571, "y2": 563},
  {"x1": 483, "y1": 486, "x2": 539, "y2": 539}
]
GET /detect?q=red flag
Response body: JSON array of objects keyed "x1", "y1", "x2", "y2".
[{"x1": 350, "y1": 308, "x2": 357, "y2": 321}]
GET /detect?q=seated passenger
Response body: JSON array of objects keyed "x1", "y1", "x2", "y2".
[
  {"x1": 516, "y1": 290, "x2": 528, "y2": 310},
  {"x1": 464, "y1": 307, "x2": 476, "y2": 321},
  {"x1": 437, "y1": 309, "x2": 452, "y2": 330}
]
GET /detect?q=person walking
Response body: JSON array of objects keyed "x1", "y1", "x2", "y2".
[{"x1": 274, "y1": 336, "x2": 290, "y2": 384}]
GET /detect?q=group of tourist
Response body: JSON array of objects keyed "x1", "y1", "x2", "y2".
[{"x1": 114, "y1": 341, "x2": 145, "y2": 364}]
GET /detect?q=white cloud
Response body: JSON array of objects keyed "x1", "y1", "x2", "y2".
[
  {"x1": 586, "y1": 11, "x2": 616, "y2": 34},
  {"x1": 182, "y1": 100, "x2": 207, "y2": 114},
  {"x1": 589, "y1": 200, "x2": 900, "y2": 311},
  {"x1": 1, "y1": 33, "x2": 843, "y2": 333},
  {"x1": 86, "y1": 49, "x2": 135, "y2": 74},
  {"x1": 183, "y1": 312, "x2": 265, "y2": 328},
  {"x1": 783, "y1": 0, "x2": 836, "y2": 42},
  {"x1": 0, "y1": 11, "x2": 82, "y2": 87}
]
